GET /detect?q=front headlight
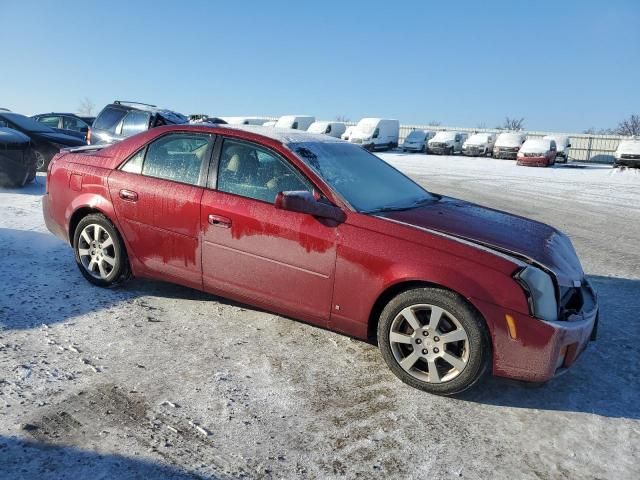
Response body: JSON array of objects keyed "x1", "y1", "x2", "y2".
[{"x1": 514, "y1": 266, "x2": 558, "y2": 321}]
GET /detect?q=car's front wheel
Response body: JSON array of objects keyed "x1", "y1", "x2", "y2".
[
  {"x1": 378, "y1": 287, "x2": 490, "y2": 395},
  {"x1": 73, "y1": 214, "x2": 130, "y2": 287}
]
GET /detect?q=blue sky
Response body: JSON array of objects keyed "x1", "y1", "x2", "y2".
[{"x1": 1, "y1": 0, "x2": 638, "y2": 132}]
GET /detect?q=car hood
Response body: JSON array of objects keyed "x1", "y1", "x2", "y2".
[
  {"x1": 378, "y1": 196, "x2": 583, "y2": 286},
  {"x1": 36, "y1": 131, "x2": 86, "y2": 146}
]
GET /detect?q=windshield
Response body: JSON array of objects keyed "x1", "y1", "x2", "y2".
[
  {"x1": 356, "y1": 121, "x2": 377, "y2": 135},
  {"x1": 406, "y1": 131, "x2": 426, "y2": 141},
  {"x1": 521, "y1": 139, "x2": 551, "y2": 152},
  {"x1": 431, "y1": 131, "x2": 456, "y2": 141},
  {"x1": 290, "y1": 141, "x2": 436, "y2": 213},
  {"x1": 308, "y1": 122, "x2": 328, "y2": 134},
  {"x1": 0, "y1": 113, "x2": 55, "y2": 133},
  {"x1": 496, "y1": 133, "x2": 524, "y2": 147},
  {"x1": 466, "y1": 133, "x2": 489, "y2": 144}
]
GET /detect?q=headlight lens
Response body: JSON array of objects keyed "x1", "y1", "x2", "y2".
[{"x1": 514, "y1": 266, "x2": 558, "y2": 321}]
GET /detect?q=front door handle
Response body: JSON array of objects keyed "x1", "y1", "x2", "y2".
[
  {"x1": 208, "y1": 214, "x2": 232, "y2": 228},
  {"x1": 119, "y1": 189, "x2": 138, "y2": 202}
]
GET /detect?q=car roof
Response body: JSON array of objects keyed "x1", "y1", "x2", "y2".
[
  {"x1": 33, "y1": 112, "x2": 83, "y2": 117},
  {"x1": 103, "y1": 102, "x2": 188, "y2": 124}
]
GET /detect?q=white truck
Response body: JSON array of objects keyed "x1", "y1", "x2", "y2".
[
  {"x1": 275, "y1": 115, "x2": 315, "y2": 130},
  {"x1": 307, "y1": 121, "x2": 347, "y2": 138},
  {"x1": 493, "y1": 132, "x2": 527, "y2": 159},
  {"x1": 462, "y1": 133, "x2": 497, "y2": 156},
  {"x1": 349, "y1": 118, "x2": 400, "y2": 151},
  {"x1": 428, "y1": 131, "x2": 468, "y2": 155},
  {"x1": 614, "y1": 139, "x2": 640, "y2": 168}
]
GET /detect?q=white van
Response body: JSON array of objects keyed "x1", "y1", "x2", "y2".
[
  {"x1": 543, "y1": 135, "x2": 571, "y2": 163},
  {"x1": 402, "y1": 129, "x2": 435, "y2": 153},
  {"x1": 275, "y1": 115, "x2": 315, "y2": 130},
  {"x1": 341, "y1": 125, "x2": 355, "y2": 141},
  {"x1": 349, "y1": 118, "x2": 400, "y2": 151},
  {"x1": 307, "y1": 121, "x2": 347, "y2": 138},
  {"x1": 223, "y1": 117, "x2": 271, "y2": 125},
  {"x1": 428, "y1": 131, "x2": 468, "y2": 155},
  {"x1": 462, "y1": 133, "x2": 497, "y2": 156},
  {"x1": 493, "y1": 132, "x2": 527, "y2": 159},
  {"x1": 614, "y1": 139, "x2": 640, "y2": 168}
]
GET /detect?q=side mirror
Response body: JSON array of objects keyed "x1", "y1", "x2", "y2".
[{"x1": 275, "y1": 191, "x2": 346, "y2": 223}]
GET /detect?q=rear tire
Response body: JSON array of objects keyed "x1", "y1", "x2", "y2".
[
  {"x1": 35, "y1": 150, "x2": 49, "y2": 172},
  {"x1": 73, "y1": 213, "x2": 130, "y2": 287},
  {"x1": 378, "y1": 287, "x2": 491, "y2": 395}
]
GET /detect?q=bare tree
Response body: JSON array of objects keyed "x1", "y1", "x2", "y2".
[
  {"x1": 334, "y1": 115, "x2": 350, "y2": 123},
  {"x1": 476, "y1": 122, "x2": 487, "y2": 129},
  {"x1": 77, "y1": 97, "x2": 95, "y2": 116},
  {"x1": 502, "y1": 117, "x2": 525, "y2": 130},
  {"x1": 615, "y1": 114, "x2": 640, "y2": 136}
]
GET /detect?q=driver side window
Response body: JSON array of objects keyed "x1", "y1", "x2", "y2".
[{"x1": 217, "y1": 139, "x2": 311, "y2": 203}]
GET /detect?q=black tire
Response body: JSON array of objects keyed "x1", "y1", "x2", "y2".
[
  {"x1": 448, "y1": 146, "x2": 455, "y2": 156},
  {"x1": 73, "y1": 213, "x2": 130, "y2": 287},
  {"x1": 377, "y1": 287, "x2": 491, "y2": 395}
]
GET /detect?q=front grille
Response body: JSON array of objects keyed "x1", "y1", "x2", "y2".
[
  {"x1": 431, "y1": 143, "x2": 447, "y2": 148},
  {"x1": 524, "y1": 152, "x2": 543, "y2": 157}
]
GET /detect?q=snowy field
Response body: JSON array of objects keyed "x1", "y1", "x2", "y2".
[{"x1": 0, "y1": 154, "x2": 639, "y2": 479}]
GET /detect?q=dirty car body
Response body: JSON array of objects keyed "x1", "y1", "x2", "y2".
[{"x1": 42, "y1": 125, "x2": 598, "y2": 393}]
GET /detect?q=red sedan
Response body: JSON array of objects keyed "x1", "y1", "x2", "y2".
[{"x1": 42, "y1": 125, "x2": 598, "y2": 395}]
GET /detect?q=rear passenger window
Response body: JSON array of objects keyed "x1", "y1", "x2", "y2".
[
  {"x1": 120, "y1": 149, "x2": 144, "y2": 174},
  {"x1": 121, "y1": 111, "x2": 151, "y2": 136},
  {"x1": 141, "y1": 134, "x2": 210, "y2": 185},
  {"x1": 37, "y1": 116, "x2": 61, "y2": 128},
  {"x1": 93, "y1": 107, "x2": 127, "y2": 132}
]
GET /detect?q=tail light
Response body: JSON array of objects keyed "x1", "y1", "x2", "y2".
[{"x1": 86, "y1": 128, "x2": 92, "y2": 145}]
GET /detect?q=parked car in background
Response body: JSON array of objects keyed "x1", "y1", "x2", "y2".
[
  {"x1": 222, "y1": 117, "x2": 271, "y2": 125},
  {"x1": 341, "y1": 125, "x2": 355, "y2": 141},
  {"x1": 262, "y1": 120, "x2": 277, "y2": 127},
  {"x1": 43, "y1": 124, "x2": 598, "y2": 395},
  {"x1": 189, "y1": 115, "x2": 227, "y2": 124},
  {"x1": 274, "y1": 115, "x2": 315, "y2": 130},
  {"x1": 428, "y1": 131, "x2": 468, "y2": 155},
  {"x1": 31, "y1": 113, "x2": 93, "y2": 142},
  {"x1": 402, "y1": 129, "x2": 435, "y2": 153},
  {"x1": 613, "y1": 139, "x2": 640, "y2": 168},
  {"x1": 307, "y1": 121, "x2": 347, "y2": 138},
  {"x1": 462, "y1": 133, "x2": 496, "y2": 156},
  {"x1": 493, "y1": 132, "x2": 527, "y2": 159},
  {"x1": 349, "y1": 118, "x2": 400, "y2": 151},
  {"x1": 517, "y1": 138, "x2": 557, "y2": 167},
  {"x1": 0, "y1": 112, "x2": 86, "y2": 171},
  {"x1": 543, "y1": 135, "x2": 570, "y2": 163},
  {"x1": 0, "y1": 127, "x2": 37, "y2": 187},
  {"x1": 90, "y1": 100, "x2": 188, "y2": 145}
]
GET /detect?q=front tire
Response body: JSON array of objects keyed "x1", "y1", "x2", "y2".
[
  {"x1": 73, "y1": 213, "x2": 130, "y2": 287},
  {"x1": 378, "y1": 288, "x2": 490, "y2": 395}
]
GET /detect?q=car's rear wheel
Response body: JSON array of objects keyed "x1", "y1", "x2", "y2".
[
  {"x1": 34, "y1": 150, "x2": 48, "y2": 171},
  {"x1": 73, "y1": 214, "x2": 130, "y2": 287},
  {"x1": 378, "y1": 288, "x2": 490, "y2": 395}
]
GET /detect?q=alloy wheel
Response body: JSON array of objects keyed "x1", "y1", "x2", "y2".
[
  {"x1": 389, "y1": 303, "x2": 469, "y2": 383},
  {"x1": 35, "y1": 150, "x2": 46, "y2": 170},
  {"x1": 77, "y1": 224, "x2": 117, "y2": 280}
]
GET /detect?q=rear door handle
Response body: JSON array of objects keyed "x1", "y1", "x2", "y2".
[
  {"x1": 119, "y1": 189, "x2": 138, "y2": 202},
  {"x1": 208, "y1": 214, "x2": 232, "y2": 228}
]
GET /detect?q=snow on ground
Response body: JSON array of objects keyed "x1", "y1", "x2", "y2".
[{"x1": 0, "y1": 157, "x2": 639, "y2": 479}]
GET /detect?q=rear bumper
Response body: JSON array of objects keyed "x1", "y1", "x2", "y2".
[
  {"x1": 473, "y1": 282, "x2": 598, "y2": 382},
  {"x1": 615, "y1": 158, "x2": 640, "y2": 167}
]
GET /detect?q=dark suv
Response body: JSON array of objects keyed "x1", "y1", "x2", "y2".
[{"x1": 89, "y1": 101, "x2": 188, "y2": 145}]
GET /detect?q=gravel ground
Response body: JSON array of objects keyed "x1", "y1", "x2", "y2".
[{"x1": 0, "y1": 154, "x2": 639, "y2": 480}]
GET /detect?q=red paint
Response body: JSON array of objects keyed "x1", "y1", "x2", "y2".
[{"x1": 42, "y1": 124, "x2": 598, "y2": 383}]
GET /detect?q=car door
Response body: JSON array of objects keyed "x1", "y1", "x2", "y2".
[
  {"x1": 200, "y1": 136, "x2": 338, "y2": 326},
  {"x1": 108, "y1": 132, "x2": 214, "y2": 289}
]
